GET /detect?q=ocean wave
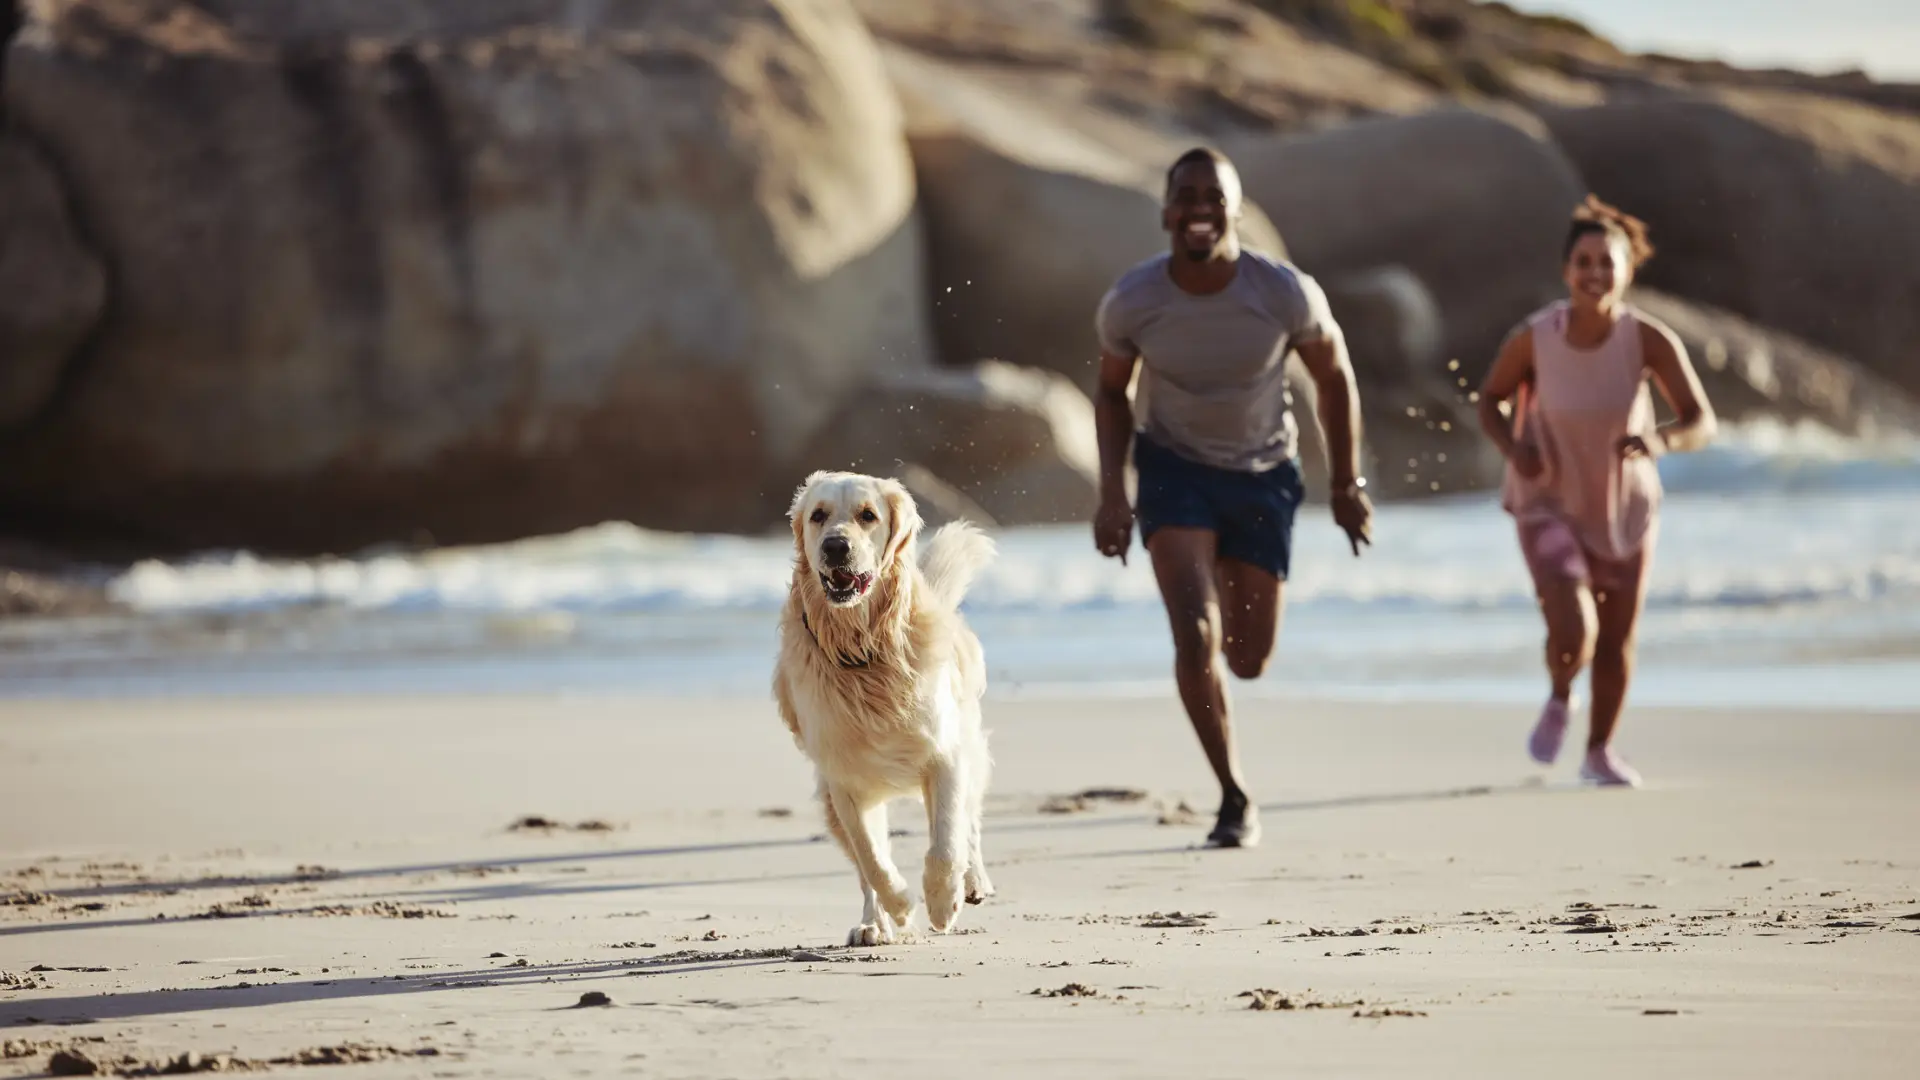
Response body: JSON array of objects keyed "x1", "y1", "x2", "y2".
[
  {"x1": 1655, "y1": 419, "x2": 1920, "y2": 495},
  {"x1": 106, "y1": 499, "x2": 1919, "y2": 620},
  {"x1": 101, "y1": 424, "x2": 1920, "y2": 618}
]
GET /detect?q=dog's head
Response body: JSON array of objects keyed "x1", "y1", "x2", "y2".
[{"x1": 789, "y1": 471, "x2": 922, "y2": 608}]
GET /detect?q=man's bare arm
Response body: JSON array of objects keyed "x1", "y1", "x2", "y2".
[
  {"x1": 1092, "y1": 351, "x2": 1142, "y2": 563},
  {"x1": 1294, "y1": 327, "x2": 1372, "y2": 555},
  {"x1": 1293, "y1": 330, "x2": 1361, "y2": 491},
  {"x1": 1094, "y1": 351, "x2": 1141, "y2": 502}
]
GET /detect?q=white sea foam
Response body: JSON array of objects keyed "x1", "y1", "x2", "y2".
[
  {"x1": 7, "y1": 425, "x2": 1913, "y2": 707},
  {"x1": 105, "y1": 485, "x2": 1920, "y2": 619}
]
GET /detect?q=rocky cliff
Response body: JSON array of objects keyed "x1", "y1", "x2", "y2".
[{"x1": 3, "y1": 0, "x2": 1916, "y2": 557}]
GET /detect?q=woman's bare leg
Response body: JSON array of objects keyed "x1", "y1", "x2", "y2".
[
  {"x1": 1589, "y1": 550, "x2": 1654, "y2": 750},
  {"x1": 1538, "y1": 577, "x2": 1598, "y2": 702}
]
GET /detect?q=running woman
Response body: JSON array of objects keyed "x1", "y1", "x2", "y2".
[{"x1": 1477, "y1": 196, "x2": 1717, "y2": 787}]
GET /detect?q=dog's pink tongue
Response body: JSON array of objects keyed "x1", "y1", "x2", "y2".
[{"x1": 830, "y1": 568, "x2": 857, "y2": 588}]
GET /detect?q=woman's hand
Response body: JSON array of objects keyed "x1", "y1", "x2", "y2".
[{"x1": 1616, "y1": 432, "x2": 1664, "y2": 460}]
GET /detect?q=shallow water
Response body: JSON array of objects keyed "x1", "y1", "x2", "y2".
[{"x1": 4, "y1": 426, "x2": 1918, "y2": 710}]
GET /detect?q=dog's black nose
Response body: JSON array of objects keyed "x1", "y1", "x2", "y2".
[{"x1": 820, "y1": 535, "x2": 851, "y2": 565}]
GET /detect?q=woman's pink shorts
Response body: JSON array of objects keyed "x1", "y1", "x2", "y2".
[{"x1": 1515, "y1": 516, "x2": 1654, "y2": 598}]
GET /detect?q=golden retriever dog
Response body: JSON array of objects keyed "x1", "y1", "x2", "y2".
[{"x1": 773, "y1": 471, "x2": 997, "y2": 945}]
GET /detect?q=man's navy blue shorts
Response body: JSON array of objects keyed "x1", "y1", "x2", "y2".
[{"x1": 1134, "y1": 434, "x2": 1305, "y2": 580}]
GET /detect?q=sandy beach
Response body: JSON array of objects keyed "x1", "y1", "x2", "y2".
[
  {"x1": 2, "y1": 692, "x2": 1915, "y2": 1077},
  {"x1": 5, "y1": 0, "x2": 1919, "y2": 1075}
]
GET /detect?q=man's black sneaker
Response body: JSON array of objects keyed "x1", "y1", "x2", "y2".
[{"x1": 1205, "y1": 797, "x2": 1261, "y2": 849}]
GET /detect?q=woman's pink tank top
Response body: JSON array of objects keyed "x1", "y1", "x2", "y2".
[{"x1": 1500, "y1": 301, "x2": 1661, "y2": 561}]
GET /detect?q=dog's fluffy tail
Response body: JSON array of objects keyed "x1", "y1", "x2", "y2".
[{"x1": 918, "y1": 521, "x2": 996, "y2": 612}]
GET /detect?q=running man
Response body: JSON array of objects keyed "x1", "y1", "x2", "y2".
[{"x1": 1092, "y1": 148, "x2": 1373, "y2": 848}]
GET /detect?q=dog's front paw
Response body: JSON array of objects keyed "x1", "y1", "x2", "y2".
[
  {"x1": 877, "y1": 873, "x2": 915, "y2": 927},
  {"x1": 924, "y1": 858, "x2": 965, "y2": 932},
  {"x1": 846, "y1": 912, "x2": 918, "y2": 947},
  {"x1": 964, "y1": 862, "x2": 995, "y2": 906},
  {"x1": 847, "y1": 919, "x2": 896, "y2": 947}
]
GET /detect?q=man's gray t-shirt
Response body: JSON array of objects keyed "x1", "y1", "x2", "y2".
[{"x1": 1095, "y1": 250, "x2": 1333, "y2": 473}]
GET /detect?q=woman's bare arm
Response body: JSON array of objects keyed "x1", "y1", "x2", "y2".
[
  {"x1": 1640, "y1": 321, "x2": 1717, "y2": 454},
  {"x1": 1476, "y1": 324, "x2": 1534, "y2": 460}
]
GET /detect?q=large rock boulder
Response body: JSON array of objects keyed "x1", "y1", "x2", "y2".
[
  {"x1": 1227, "y1": 106, "x2": 1586, "y2": 379},
  {"x1": 0, "y1": 0, "x2": 930, "y2": 553},
  {"x1": 1630, "y1": 289, "x2": 1920, "y2": 438},
  {"x1": 1541, "y1": 91, "x2": 1920, "y2": 397},
  {"x1": 1322, "y1": 266, "x2": 1503, "y2": 499},
  {"x1": 887, "y1": 46, "x2": 1291, "y2": 395},
  {"x1": 0, "y1": 133, "x2": 106, "y2": 429},
  {"x1": 799, "y1": 360, "x2": 1099, "y2": 526}
]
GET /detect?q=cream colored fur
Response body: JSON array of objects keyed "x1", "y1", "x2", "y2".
[{"x1": 773, "y1": 471, "x2": 997, "y2": 945}]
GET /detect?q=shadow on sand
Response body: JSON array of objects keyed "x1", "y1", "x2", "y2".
[{"x1": 0, "y1": 773, "x2": 1569, "y2": 1034}]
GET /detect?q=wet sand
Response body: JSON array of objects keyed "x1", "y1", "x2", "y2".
[{"x1": 2, "y1": 694, "x2": 1916, "y2": 1077}]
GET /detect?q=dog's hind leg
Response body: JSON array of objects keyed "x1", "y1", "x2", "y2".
[
  {"x1": 828, "y1": 785, "x2": 914, "y2": 944},
  {"x1": 921, "y1": 757, "x2": 970, "y2": 932}
]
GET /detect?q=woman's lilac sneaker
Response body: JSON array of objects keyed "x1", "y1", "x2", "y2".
[
  {"x1": 1579, "y1": 747, "x2": 1642, "y2": 787},
  {"x1": 1528, "y1": 697, "x2": 1572, "y2": 764}
]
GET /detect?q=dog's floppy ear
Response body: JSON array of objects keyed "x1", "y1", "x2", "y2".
[
  {"x1": 789, "y1": 472, "x2": 827, "y2": 563},
  {"x1": 879, "y1": 478, "x2": 921, "y2": 568}
]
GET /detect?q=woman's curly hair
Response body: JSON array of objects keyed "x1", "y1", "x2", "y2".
[{"x1": 1563, "y1": 194, "x2": 1655, "y2": 270}]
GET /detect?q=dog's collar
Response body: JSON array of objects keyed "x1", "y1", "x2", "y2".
[{"x1": 800, "y1": 610, "x2": 871, "y2": 670}]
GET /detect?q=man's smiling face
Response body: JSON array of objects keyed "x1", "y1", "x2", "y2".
[{"x1": 1162, "y1": 157, "x2": 1241, "y2": 262}]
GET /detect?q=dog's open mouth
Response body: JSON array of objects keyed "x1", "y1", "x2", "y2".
[{"x1": 819, "y1": 568, "x2": 875, "y2": 605}]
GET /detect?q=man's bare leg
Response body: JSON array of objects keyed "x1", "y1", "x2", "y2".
[
  {"x1": 1216, "y1": 556, "x2": 1284, "y2": 681},
  {"x1": 1148, "y1": 528, "x2": 1260, "y2": 845}
]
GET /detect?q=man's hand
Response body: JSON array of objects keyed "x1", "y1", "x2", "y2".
[
  {"x1": 1331, "y1": 484, "x2": 1372, "y2": 557},
  {"x1": 1093, "y1": 494, "x2": 1135, "y2": 565},
  {"x1": 1510, "y1": 441, "x2": 1546, "y2": 478}
]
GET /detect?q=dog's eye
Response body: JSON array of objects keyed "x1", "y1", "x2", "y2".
[
  {"x1": 858, "y1": 509, "x2": 878, "y2": 524},
  {"x1": 809, "y1": 508, "x2": 828, "y2": 524}
]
